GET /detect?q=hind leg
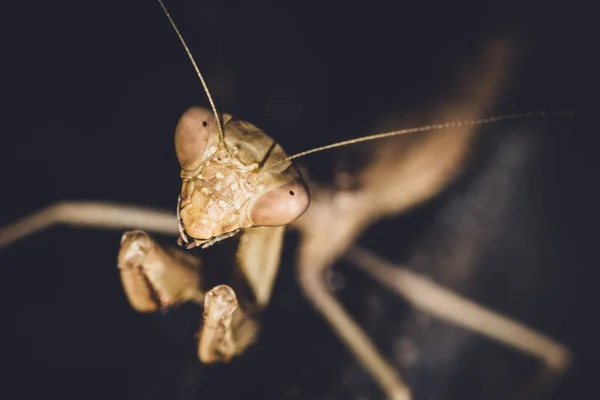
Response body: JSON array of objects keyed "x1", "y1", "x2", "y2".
[
  {"x1": 298, "y1": 261, "x2": 412, "y2": 400},
  {"x1": 347, "y1": 246, "x2": 571, "y2": 399}
]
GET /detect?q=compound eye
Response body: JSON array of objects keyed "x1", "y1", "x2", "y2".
[
  {"x1": 174, "y1": 106, "x2": 215, "y2": 170},
  {"x1": 249, "y1": 178, "x2": 310, "y2": 227}
]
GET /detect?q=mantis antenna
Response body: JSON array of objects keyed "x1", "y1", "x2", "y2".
[
  {"x1": 156, "y1": 1, "x2": 573, "y2": 175},
  {"x1": 157, "y1": 0, "x2": 226, "y2": 147},
  {"x1": 262, "y1": 110, "x2": 574, "y2": 173}
]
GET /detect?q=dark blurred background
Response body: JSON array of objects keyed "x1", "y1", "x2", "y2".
[{"x1": 0, "y1": 1, "x2": 589, "y2": 399}]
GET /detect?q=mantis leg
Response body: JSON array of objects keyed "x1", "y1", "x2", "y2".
[
  {"x1": 197, "y1": 284, "x2": 260, "y2": 363},
  {"x1": 118, "y1": 228, "x2": 276, "y2": 363},
  {"x1": 295, "y1": 191, "x2": 412, "y2": 400},
  {"x1": 118, "y1": 230, "x2": 204, "y2": 312},
  {"x1": 196, "y1": 226, "x2": 286, "y2": 362},
  {"x1": 298, "y1": 260, "x2": 412, "y2": 400},
  {"x1": 0, "y1": 201, "x2": 177, "y2": 250},
  {"x1": 235, "y1": 226, "x2": 286, "y2": 308},
  {"x1": 346, "y1": 246, "x2": 572, "y2": 400}
]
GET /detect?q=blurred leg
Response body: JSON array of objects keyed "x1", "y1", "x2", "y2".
[
  {"x1": 297, "y1": 240, "x2": 412, "y2": 400},
  {"x1": 0, "y1": 201, "x2": 177, "y2": 249},
  {"x1": 347, "y1": 246, "x2": 571, "y2": 399}
]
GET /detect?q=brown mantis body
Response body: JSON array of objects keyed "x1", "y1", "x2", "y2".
[{"x1": 0, "y1": 1, "x2": 578, "y2": 399}]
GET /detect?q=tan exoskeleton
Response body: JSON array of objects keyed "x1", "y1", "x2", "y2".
[
  {"x1": 0, "y1": 1, "x2": 573, "y2": 398},
  {"x1": 174, "y1": 107, "x2": 309, "y2": 250}
]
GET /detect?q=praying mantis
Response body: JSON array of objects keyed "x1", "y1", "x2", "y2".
[{"x1": 0, "y1": 1, "x2": 578, "y2": 399}]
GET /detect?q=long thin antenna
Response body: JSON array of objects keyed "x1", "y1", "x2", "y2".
[
  {"x1": 263, "y1": 111, "x2": 573, "y2": 173},
  {"x1": 157, "y1": 0, "x2": 225, "y2": 145}
]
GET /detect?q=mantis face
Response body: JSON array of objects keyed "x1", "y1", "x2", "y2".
[{"x1": 174, "y1": 106, "x2": 310, "y2": 248}]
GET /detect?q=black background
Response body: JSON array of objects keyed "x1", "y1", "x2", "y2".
[{"x1": 0, "y1": 1, "x2": 590, "y2": 399}]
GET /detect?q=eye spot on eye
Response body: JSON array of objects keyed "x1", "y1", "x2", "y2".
[
  {"x1": 289, "y1": 190, "x2": 295, "y2": 196},
  {"x1": 202, "y1": 121, "x2": 208, "y2": 127}
]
